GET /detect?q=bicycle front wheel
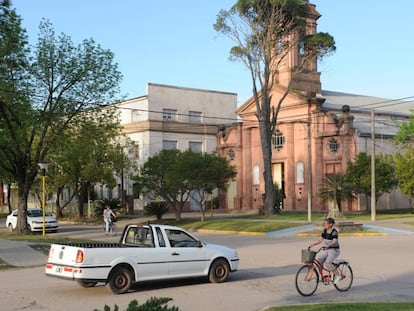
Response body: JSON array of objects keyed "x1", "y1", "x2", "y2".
[
  {"x1": 295, "y1": 265, "x2": 319, "y2": 296},
  {"x1": 334, "y1": 263, "x2": 353, "y2": 292},
  {"x1": 111, "y1": 224, "x2": 117, "y2": 236}
]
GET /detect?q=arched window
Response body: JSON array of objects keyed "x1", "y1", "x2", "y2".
[
  {"x1": 296, "y1": 161, "x2": 304, "y2": 184},
  {"x1": 272, "y1": 130, "x2": 285, "y2": 151},
  {"x1": 327, "y1": 138, "x2": 339, "y2": 153},
  {"x1": 253, "y1": 165, "x2": 260, "y2": 185}
]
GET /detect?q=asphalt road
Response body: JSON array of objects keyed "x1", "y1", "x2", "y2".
[{"x1": 0, "y1": 224, "x2": 413, "y2": 311}]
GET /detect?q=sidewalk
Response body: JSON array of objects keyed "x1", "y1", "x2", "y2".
[{"x1": 0, "y1": 239, "x2": 46, "y2": 267}]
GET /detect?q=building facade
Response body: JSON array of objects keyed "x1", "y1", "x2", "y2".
[
  {"x1": 217, "y1": 2, "x2": 412, "y2": 212},
  {"x1": 95, "y1": 83, "x2": 238, "y2": 209}
]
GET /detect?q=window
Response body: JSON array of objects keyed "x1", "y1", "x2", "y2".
[
  {"x1": 227, "y1": 149, "x2": 235, "y2": 160},
  {"x1": 189, "y1": 111, "x2": 202, "y2": 123},
  {"x1": 272, "y1": 130, "x2": 285, "y2": 151},
  {"x1": 163, "y1": 109, "x2": 177, "y2": 121},
  {"x1": 155, "y1": 227, "x2": 166, "y2": 247},
  {"x1": 163, "y1": 140, "x2": 177, "y2": 150},
  {"x1": 253, "y1": 165, "x2": 260, "y2": 185},
  {"x1": 298, "y1": 41, "x2": 305, "y2": 56},
  {"x1": 124, "y1": 226, "x2": 154, "y2": 247},
  {"x1": 189, "y1": 141, "x2": 202, "y2": 153},
  {"x1": 296, "y1": 161, "x2": 304, "y2": 184},
  {"x1": 131, "y1": 110, "x2": 140, "y2": 122},
  {"x1": 277, "y1": 39, "x2": 283, "y2": 54},
  {"x1": 165, "y1": 229, "x2": 199, "y2": 247},
  {"x1": 129, "y1": 142, "x2": 139, "y2": 160},
  {"x1": 327, "y1": 138, "x2": 339, "y2": 153}
]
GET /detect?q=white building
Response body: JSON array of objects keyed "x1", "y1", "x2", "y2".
[{"x1": 96, "y1": 83, "x2": 238, "y2": 209}]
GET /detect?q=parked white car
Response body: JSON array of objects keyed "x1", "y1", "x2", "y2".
[
  {"x1": 6, "y1": 208, "x2": 59, "y2": 232},
  {"x1": 46, "y1": 224, "x2": 239, "y2": 294}
]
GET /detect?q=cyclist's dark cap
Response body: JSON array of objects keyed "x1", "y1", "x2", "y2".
[{"x1": 325, "y1": 217, "x2": 335, "y2": 225}]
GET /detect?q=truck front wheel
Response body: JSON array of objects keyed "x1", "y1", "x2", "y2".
[
  {"x1": 106, "y1": 267, "x2": 133, "y2": 294},
  {"x1": 209, "y1": 258, "x2": 230, "y2": 283}
]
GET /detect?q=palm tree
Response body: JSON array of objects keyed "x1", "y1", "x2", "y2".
[{"x1": 319, "y1": 174, "x2": 356, "y2": 218}]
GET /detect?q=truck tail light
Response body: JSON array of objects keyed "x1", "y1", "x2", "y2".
[{"x1": 76, "y1": 250, "x2": 84, "y2": 263}]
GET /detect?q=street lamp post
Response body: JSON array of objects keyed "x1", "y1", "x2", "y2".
[{"x1": 38, "y1": 162, "x2": 49, "y2": 237}]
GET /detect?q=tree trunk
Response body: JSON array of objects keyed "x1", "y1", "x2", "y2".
[
  {"x1": 258, "y1": 113, "x2": 274, "y2": 215},
  {"x1": 199, "y1": 202, "x2": 205, "y2": 222},
  {"x1": 6, "y1": 183, "x2": 12, "y2": 214},
  {"x1": 326, "y1": 200, "x2": 343, "y2": 220},
  {"x1": 16, "y1": 183, "x2": 30, "y2": 234},
  {"x1": 55, "y1": 186, "x2": 64, "y2": 219}
]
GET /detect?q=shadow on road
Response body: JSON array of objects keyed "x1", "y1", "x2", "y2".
[{"x1": 281, "y1": 271, "x2": 414, "y2": 306}]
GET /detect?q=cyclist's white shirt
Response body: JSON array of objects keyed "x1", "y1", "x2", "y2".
[{"x1": 103, "y1": 209, "x2": 113, "y2": 221}]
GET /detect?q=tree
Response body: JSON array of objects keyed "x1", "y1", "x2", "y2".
[
  {"x1": 394, "y1": 114, "x2": 414, "y2": 201},
  {"x1": 214, "y1": 0, "x2": 335, "y2": 214},
  {"x1": 394, "y1": 113, "x2": 414, "y2": 144},
  {"x1": 134, "y1": 150, "x2": 190, "y2": 221},
  {"x1": 46, "y1": 109, "x2": 131, "y2": 218},
  {"x1": 318, "y1": 174, "x2": 355, "y2": 218},
  {"x1": 0, "y1": 2, "x2": 122, "y2": 233},
  {"x1": 345, "y1": 153, "x2": 395, "y2": 210},
  {"x1": 180, "y1": 151, "x2": 237, "y2": 221},
  {"x1": 395, "y1": 148, "x2": 414, "y2": 201}
]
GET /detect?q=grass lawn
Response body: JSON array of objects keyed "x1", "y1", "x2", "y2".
[
  {"x1": 0, "y1": 231, "x2": 98, "y2": 244},
  {"x1": 404, "y1": 221, "x2": 414, "y2": 226},
  {"x1": 152, "y1": 218, "x2": 300, "y2": 233},
  {"x1": 266, "y1": 302, "x2": 414, "y2": 311},
  {"x1": 235, "y1": 210, "x2": 414, "y2": 222}
]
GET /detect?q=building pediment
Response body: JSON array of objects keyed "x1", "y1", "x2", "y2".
[{"x1": 236, "y1": 86, "x2": 312, "y2": 118}]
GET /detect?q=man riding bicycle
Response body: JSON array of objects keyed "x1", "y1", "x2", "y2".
[
  {"x1": 308, "y1": 217, "x2": 342, "y2": 284},
  {"x1": 103, "y1": 204, "x2": 116, "y2": 235}
]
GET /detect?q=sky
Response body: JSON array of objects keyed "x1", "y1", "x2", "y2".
[{"x1": 10, "y1": 0, "x2": 414, "y2": 106}]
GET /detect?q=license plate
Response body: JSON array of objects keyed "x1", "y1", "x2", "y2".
[{"x1": 55, "y1": 267, "x2": 62, "y2": 273}]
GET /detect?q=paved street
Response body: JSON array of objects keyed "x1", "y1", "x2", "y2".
[{"x1": 0, "y1": 223, "x2": 413, "y2": 311}]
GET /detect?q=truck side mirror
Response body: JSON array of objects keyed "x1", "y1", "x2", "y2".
[{"x1": 196, "y1": 240, "x2": 203, "y2": 248}]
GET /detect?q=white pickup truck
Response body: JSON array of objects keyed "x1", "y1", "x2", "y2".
[{"x1": 45, "y1": 224, "x2": 239, "y2": 294}]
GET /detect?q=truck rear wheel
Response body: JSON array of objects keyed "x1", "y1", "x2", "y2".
[
  {"x1": 106, "y1": 267, "x2": 133, "y2": 294},
  {"x1": 77, "y1": 280, "x2": 97, "y2": 288}
]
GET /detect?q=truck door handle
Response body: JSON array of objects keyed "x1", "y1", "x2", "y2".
[{"x1": 171, "y1": 252, "x2": 180, "y2": 256}]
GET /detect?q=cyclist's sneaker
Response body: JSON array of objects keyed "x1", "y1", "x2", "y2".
[{"x1": 333, "y1": 275, "x2": 342, "y2": 284}]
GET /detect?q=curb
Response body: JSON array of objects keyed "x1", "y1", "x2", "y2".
[
  {"x1": 295, "y1": 232, "x2": 387, "y2": 237},
  {"x1": 190, "y1": 229, "x2": 266, "y2": 236}
]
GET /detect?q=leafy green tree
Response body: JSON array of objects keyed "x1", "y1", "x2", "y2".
[
  {"x1": 0, "y1": 2, "x2": 121, "y2": 233},
  {"x1": 214, "y1": 0, "x2": 335, "y2": 215},
  {"x1": 394, "y1": 116, "x2": 414, "y2": 201},
  {"x1": 134, "y1": 150, "x2": 190, "y2": 221},
  {"x1": 345, "y1": 153, "x2": 395, "y2": 210},
  {"x1": 319, "y1": 174, "x2": 356, "y2": 218},
  {"x1": 394, "y1": 113, "x2": 414, "y2": 144},
  {"x1": 179, "y1": 151, "x2": 237, "y2": 221},
  {"x1": 395, "y1": 148, "x2": 414, "y2": 201},
  {"x1": 46, "y1": 110, "x2": 130, "y2": 217}
]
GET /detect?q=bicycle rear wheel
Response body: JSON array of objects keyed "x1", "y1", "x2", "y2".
[
  {"x1": 334, "y1": 263, "x2": 353, "y2": 292},
  {"x1": 295, "y1": 264, "x2": 319, "y2": 296}
]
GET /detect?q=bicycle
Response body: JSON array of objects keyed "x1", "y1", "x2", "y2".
[
  {"x1": 103, "y1": 218, "x2": 117, "y2": 236},
  {"x1": 295, "y1": 247, "x2": 353, "y2": 296}
]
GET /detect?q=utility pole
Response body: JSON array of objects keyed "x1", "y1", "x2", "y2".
[
  {"x1": 307, "y1": 106, "x2": 312, "y2": 222},
  {"x1": 371, "y1": 109, "x2": 376, "y2": 221}
]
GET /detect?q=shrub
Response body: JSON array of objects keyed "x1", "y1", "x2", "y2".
[
  {"x1": 94, "y1": 198, "x2": 122, "y2": 218},
  {"x1": 94, "y1": 297, "x2": 180, "y2": 311},
  {"x1": 144, "y1": 202, "x2": 169, "y2": 220}
]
